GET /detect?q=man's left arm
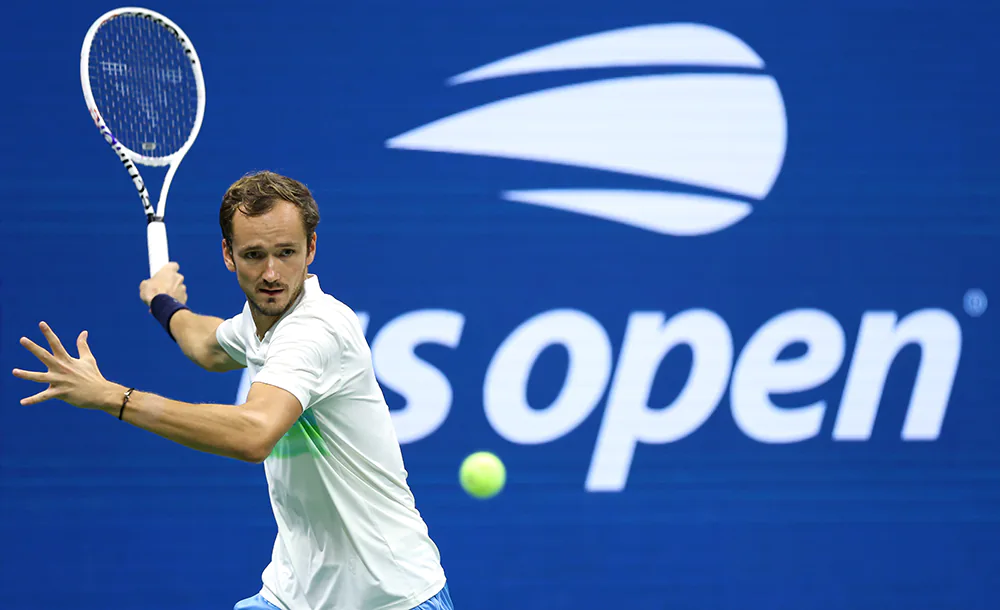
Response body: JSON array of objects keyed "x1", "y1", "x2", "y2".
[
  {"x1": 11, "y1": 321, "x2": 301, "y2": 463},
  {"x1": 103, "y1": 382, "x2": 301, "y2": 463}
]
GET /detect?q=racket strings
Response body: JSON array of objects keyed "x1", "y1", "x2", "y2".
[{"x1": 89, "y1": 14, "x2": 198, "y2": 158}]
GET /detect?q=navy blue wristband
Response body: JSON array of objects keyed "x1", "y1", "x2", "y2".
[{"x1": 150, "y1": 294, "x2": 190, "y2": 341}]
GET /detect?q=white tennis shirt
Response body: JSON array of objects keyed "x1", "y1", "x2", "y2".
[{"x1": 216, "y1": 275, "x2": 447, "y2": 610}]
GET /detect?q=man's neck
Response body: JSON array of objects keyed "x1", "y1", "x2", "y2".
[{"x1": 251, "y1": 310, "x2": 280, "y2": 340}]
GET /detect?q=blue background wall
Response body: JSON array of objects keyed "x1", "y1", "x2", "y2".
[{"x1": 2, "y1": 0, "x2": 999, "y2": 608}]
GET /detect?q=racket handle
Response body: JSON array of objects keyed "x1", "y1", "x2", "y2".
[{"x1": 147, "y1": 220, "x2": 170, "y2": 278}]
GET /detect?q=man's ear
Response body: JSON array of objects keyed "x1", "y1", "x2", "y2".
[
  {"x1": 222, "y1": 239, "x2": 236, "y2": 272},
  {"x1": 306, "y1": 233, "x2": 317, "y2": 265}
]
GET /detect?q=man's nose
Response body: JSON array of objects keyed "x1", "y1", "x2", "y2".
[{"x1": 263, "y1": 258, "x2": 280, "y2": 282}]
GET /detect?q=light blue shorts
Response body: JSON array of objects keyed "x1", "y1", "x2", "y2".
[{"x1": 233, "y1": 583, "x2": 454, "y2": 610}]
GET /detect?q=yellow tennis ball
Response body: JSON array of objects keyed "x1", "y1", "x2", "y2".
[{"x1": 459, "y1": 451, "x2": 506, "y2": 499}]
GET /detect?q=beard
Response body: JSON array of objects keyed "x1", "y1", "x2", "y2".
[{"x1": 247, "y1": 280, "x2": 304, "y2": 318}]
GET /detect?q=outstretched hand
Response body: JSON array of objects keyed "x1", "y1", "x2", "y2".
[{"x1": 12, "y1": 322, "x2": 119, "y2": 410}]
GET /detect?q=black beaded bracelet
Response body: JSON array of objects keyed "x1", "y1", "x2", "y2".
[{"x1": 119, "y1": 387, "x2": 135, "y2": 420}]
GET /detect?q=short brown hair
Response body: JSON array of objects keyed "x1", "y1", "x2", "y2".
[{"x1": 219, "y1": 170, "x2": 320, "y2": 246}]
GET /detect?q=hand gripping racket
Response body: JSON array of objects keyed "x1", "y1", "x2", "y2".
[{"x1": 81, "y1": 7, "x2": 206, "y2": 278}]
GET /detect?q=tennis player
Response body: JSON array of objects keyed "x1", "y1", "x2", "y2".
[{"x1": 12, "y1": 171, "x2": 454, "y2": 610}]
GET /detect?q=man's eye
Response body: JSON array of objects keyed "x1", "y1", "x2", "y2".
[
  {"x1": 280, "y1": 249, "x2": 295, "y2": 257},
  {"x1": 244, "y1": 251, "x2": 261, "y2": 260}
]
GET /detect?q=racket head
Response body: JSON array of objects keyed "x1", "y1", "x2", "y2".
[{"x1": 80, "y1": 7, "x2": 206, "y2": 170}]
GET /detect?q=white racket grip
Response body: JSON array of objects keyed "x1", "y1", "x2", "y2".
[{"x1": 147, "y1": 220, "x2": 170, "y2": 278}]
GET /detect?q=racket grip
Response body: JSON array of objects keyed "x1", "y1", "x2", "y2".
[{"x1": 147, "y1": 220, "x2": 170, "y2": 278}]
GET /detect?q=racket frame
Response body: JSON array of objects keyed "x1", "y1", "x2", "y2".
[{"x1": 80, "y1": 6, "x2": 206, "y2": 277}]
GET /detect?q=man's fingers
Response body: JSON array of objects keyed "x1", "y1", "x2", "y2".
[
  {"x1": 11, "y1": 368, "x2": 50, "y2": 383},
  {"x1": 39, "y1": 322, "x2": 70, "y2": 359},
  {"x1": 156, "y1": 262, "x2": 180, "y2": 279},
  {"x1": 19, "y1": 337, "x2": 55, "y2": 367},
  {"x1": 21, "y1": 388, "x2": 57, "y2": 406},
  {"x1": 77, "y1": 331, "x2": 95, "y2": 362}
]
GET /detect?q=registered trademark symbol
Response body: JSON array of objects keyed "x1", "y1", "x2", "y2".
[{"x1": 964, "y1": 289, "x2": 987, "y2": 317}]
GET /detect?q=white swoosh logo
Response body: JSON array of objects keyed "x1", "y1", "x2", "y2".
[
  {"x1": 387, "y1": 24, "x2": 788, "y2": 236},
  {"x1": 449, "y1": 23, "x2": 765, "y2": 84},
  {"x1": 504, "y1": 189, "x2": 752, "y2": 237}
]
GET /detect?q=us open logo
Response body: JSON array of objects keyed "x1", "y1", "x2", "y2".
[
  {"x1": 386, "y1": 23, "x2": 788, "y2": 237},
  {"x1": 235, "y1": 24, "x2": 967, "y2": 493}
]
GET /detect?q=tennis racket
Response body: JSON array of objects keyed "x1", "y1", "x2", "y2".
[{"x1": 80, "y1": 7, "x2": 206, "y2": 278}]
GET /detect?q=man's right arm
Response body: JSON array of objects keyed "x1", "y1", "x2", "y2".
[
  {"x1": 140, "y1": 262, "x2": 244, "y2": 373},
  {"x1": 168, "y1": 309, "x2": 244, "y2": 373}
]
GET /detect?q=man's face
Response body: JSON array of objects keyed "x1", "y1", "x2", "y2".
[{"x1": 223, "y1": 200, "x2": 316, "y2": 319}]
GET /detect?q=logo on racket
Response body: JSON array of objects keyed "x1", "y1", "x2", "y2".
[{"x1": 387, "y1": 23, "x2": 787, "y2": 237}]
